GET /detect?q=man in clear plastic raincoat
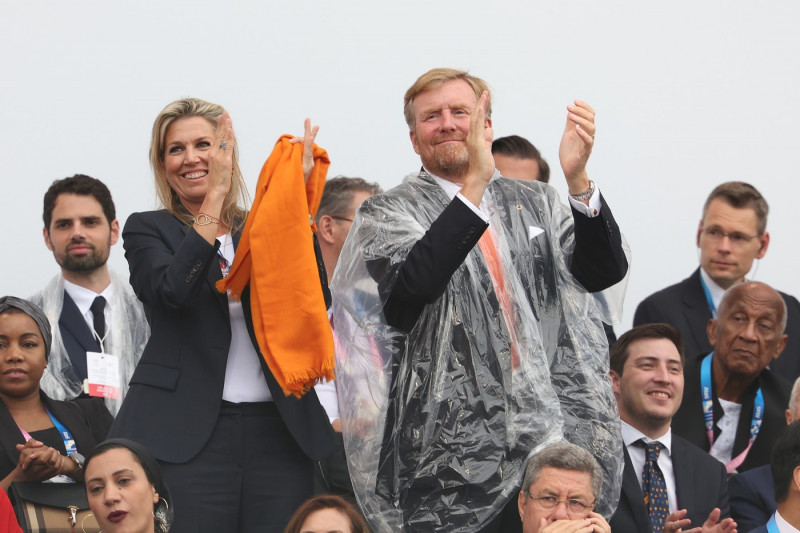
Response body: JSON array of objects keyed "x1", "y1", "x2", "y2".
[{"x1": 331, "y1": 68, "x2": 628, "y2": 532}]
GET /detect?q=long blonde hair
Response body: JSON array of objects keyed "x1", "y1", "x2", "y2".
[{"x1": 149, "y1": 98, "x2": 249, "y2": 229}]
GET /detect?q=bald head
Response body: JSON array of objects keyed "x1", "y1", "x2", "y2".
[{"x1": 708, "y1": 281, "x2": 788, "y2": 379}]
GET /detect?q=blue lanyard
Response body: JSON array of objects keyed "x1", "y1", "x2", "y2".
[
  {"x1": 699, "y1": 276, "x2": 717, "y2": 318},
  {"x1": 45, "y1": 408, "x2": 77, "y2": 456},
  {"x1": 766, "y1": 515, "x2": 779, "y2": 533},
  {"x1": 700, "y1": 353, "x2": 764, "y2": 473}
]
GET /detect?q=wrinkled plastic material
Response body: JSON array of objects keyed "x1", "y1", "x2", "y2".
[
  {"x1": 30, "y1": 272, "x2": 149, "y2": 416},
  {"x1": 331, "y1": 172, "x2": 624, "y2": 532}
]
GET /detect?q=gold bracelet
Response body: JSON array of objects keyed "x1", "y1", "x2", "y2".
[{"x1": 194, "y1": 213, "x2": 220, "y2": 226}]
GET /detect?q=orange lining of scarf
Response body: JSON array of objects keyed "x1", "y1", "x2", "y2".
[{"x1": 216, "y1": 135, "x2": 334, "y2": 397}]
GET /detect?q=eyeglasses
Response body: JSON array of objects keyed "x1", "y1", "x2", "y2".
[
  {"x1": 700, "y1": 228, "x2": 758, "y2": 246},
  {"x1": 525, "y1": 492, "x2": 595, "y2": 515},
  {"x1": 330, "y1": 216, "x2": 354, "y2": 223}
]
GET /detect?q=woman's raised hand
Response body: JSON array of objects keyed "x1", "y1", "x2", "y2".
[
  {"x1": 289, "y1": 118, "x2": 319, "y2": 184},
  {"x1": 207, "y1": 111, "x2": 235, "y2": 199}
]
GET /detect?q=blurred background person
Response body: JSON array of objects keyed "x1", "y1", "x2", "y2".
[
  {"x1": 283, "y1": 494, "x2": 369, "y2": 533},
  {"x1": 491, "y1": 134, "x2": 550, "y2": 183},
  {"x1": 0, "y1": 296, "x2": 112, "y2": 491}
]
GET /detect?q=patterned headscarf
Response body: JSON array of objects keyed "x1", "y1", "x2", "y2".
[{"x1": 0, "y1": 296, "x2": 52, "y2": 360}]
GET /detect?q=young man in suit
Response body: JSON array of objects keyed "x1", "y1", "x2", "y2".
[
  {"x1": 748, "y1": 420, "x2": 800, "y2": 533},
  {"x1": 609, "y1": 323, "x2": 736, "y2": 533},
  {"x1": 30, "y1": 175, "x2": 148, "y2": 415},
  {"x1": 633, "y1": 182, "x2": 800, "y2": 381},
  {"x1": 672, "y1": 281, "x2": 792, "y2": 473}
]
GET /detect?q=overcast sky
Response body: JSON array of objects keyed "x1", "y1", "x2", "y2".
[{"x1": 3, "y1": 1, "x2": 798, "y2": 332}]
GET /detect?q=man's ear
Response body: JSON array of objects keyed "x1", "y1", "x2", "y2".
[
  {"x1": 696, "y1": 220, "x2": 704, "y2": 248},
  {"x1": 43, "y1": 227, "x2": 54, "y2": 251},
  {"x1": 707, "y1": 318, "x2": 718, "y2": 348},
  {"x1": 410, "y1": 129, "x2": 421, "y2": 155},
  {"x1": 110, "y1": 219, "x2": 120, "y2": 246},
  {"x1": 609, "y1": 370, "x2": 621, "y2": 396},
  {"x1": 756, "y1": 231, "x2": 770, "y2": 259},
  {"x1": 317, "y1": 215, "x2": 336, "y2": 245}
]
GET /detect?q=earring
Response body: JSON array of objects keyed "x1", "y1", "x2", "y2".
[{"x1": 82, "y1": 512, "x2": 100, "y2": 533}]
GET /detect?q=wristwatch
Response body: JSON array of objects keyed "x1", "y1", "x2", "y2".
[{"x1": 68, "y1": 451, "x2": 86, "y2": 470}]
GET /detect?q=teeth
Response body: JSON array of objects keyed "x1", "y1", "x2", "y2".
[
  {"x1": 183, "y1": 171, "x2": 208, "y2": 179},
  {"x1": 650, "y1": 392, "x2": 669, "y2": 399}
]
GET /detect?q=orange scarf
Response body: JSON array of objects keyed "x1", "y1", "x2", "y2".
[{"x1": 216, "y1": 135, "x2": 334, "y2": 397}]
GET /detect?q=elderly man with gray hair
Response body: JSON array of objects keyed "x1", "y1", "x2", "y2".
[{"x1": 517, "y1": 442, "x2": 611, "y2": 533}]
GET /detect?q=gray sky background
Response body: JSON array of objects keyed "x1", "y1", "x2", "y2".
[{"x1": 3, "y1": 1, "x2": 798, "y2": 332}]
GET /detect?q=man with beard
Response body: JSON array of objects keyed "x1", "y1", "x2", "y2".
[
  {"x1": 331, "y1": 68, "x2": 628, "y2": 532},
  {"x1": 30, "y1": 175, "x2": 148, "y2": 415}
]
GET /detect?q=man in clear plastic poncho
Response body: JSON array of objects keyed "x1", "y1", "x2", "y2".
[{"x1": 331, "y1": 68, "x2": 628, "y2": 532}]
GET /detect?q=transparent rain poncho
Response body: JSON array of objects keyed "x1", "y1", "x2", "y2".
[
  {"x1": 30, "y1": 272, "x2": 150, "y2": 416},
  {"x1": 331, "y1": 172, "x2": 625, "y2": 532}
]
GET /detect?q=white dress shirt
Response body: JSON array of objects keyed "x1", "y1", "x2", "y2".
[
  {"x1": 63, "y1": 278, "x2": 114, "y2": 350},
  {"x1": 621, "y1": 421, "x2": 678, "y2": 513}
]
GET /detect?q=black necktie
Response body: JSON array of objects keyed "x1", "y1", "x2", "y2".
[{"x1": 90, "y1": 296, "x2": 106, "y2": 340}]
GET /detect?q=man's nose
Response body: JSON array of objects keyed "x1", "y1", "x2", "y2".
[
  {"x1": 549, "y1": 500, "x2": 571, "y2": 520},
  {"x1": 439, "y1": 110, "x2": 457, "y2": 131}
]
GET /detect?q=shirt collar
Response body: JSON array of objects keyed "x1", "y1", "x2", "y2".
[
  {"x1": 63, "y1": 278, "x2": 114, "y2": 316},
  {"x1": 621, "y1": 420, "x2": 673, "y2": 455},
  {"x1": 775, "y1": 510, "x2": 800, "y2": 532},
  {"x1": 423, "y1": 166, "x2": 499, "y2": 201},
  {"x1": 699, "y1": 267, "x2": 727, "y2": 311}
]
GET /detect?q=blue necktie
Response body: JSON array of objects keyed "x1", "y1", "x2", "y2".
[{"x1": 641, "y1": 441, "x2": 669, "y2": 533}]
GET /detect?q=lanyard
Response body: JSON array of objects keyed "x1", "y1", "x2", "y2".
[
  {"x1": 699, "y1": 276, "x2": 717, "y2": 318},
  {"x1": 17, "y1": 408, "x2": 77, "y2": 456},
  {"x1": 700, "y1": 353, "x2": 764, "y2": 473},
  {"x1": 766, "y1": 515, "x2": 779, "y2": 533}
]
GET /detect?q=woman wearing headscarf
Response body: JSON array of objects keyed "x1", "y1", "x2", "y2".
[
  {"x1": 0, "y1": 296, "x2": 112, "y2": 491},
  {"x1": 109, "y1": 98, "x2": 336, "y2": 532}
]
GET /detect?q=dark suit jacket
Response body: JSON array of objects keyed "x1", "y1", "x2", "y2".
[
  {"x1": 384, "y1": 190, "x2": 628, "y2": 331},
  {"x1": 748, "y1": 524, "x2": 769, "y2": 533},
  {"x1": 729, "y1": 464, "x2": 776, "y2": 533},
  {"x1": 0, "y1": 392, "x2": 112, "y2": 480},
  {"x1": 110, "y1": 210, "x2": 335, "y2": 464},
  {"x1": 610, "y1": 435, "x2": 730, "y2": 533},
  {"x1": 58, "y1": 291, "x2": 101, "y2": 382},
  {"x1": 633, "y1": 268, "x2": 800, "y2": 380},
  {"x1": 672, "y1": 358, "x2": 792, "y2": 472}
]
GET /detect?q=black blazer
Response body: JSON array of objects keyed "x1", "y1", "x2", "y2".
[
  {"x1": 633, "y1": 268, "x2": 800, "y2": 380},
  {"x1": 0, "y1": 392, "x2": 112, "y2": 480},
  {"x1": 110, "y1": 210, "x2": 335, "y2": 464},
  {"x1": 672, "y1": 358, "x2": 791, "y2": 472},
  {"x1": 383, "y1": 190, "x2": 628, "y2": 332},
  {"x1": 58, "y1": 291, "x2": 101, "y2": 382},
  {"x1": 729, "y1": 464, "x2": 776, "y2": 533},
  {"x1": 610, "y1": 435, "x2": 730, "y2": 533}
]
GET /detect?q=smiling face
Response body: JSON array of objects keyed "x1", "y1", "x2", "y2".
[
  {"x1": 611, "y1": 338, "x2": 684, "y2": 438},
  {"x1": 709, "y1": 282, "x2": 787, "y2": 379},
  {"x1": 85, "y1": 448, "x2": 159, "y2": 533},
  {"x1": 43, "y1": 193, "x2": 118, "y2": 277},
  {"x1": 0, "y1": 311, "x2": 47, "y2": 402},
  {"x1": 163, "y1": 116, "x2": 217, "y2": 214},
  {"x1": 697, "y1": 199, "x2": 769, "y2": 289},
  {"x1": 409, "y1": 79, "x2": 488, "y2": 182}
]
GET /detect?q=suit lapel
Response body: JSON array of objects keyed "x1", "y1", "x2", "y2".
[
  {"x1": 671, "y1": 437, "x2": 696, "y2": 514},
  {"x1": 620, "y1": 446, "x2": 652, "y2": 532},
  {"x1": 680, "y1": 269, "x2": 713, "y2": 356}
]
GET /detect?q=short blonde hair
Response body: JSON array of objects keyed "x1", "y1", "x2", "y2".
[
  {"x1": 149, "y1": 98, "x2": 249, "y2": 229},
  {"x1": 403, "y1": 68, "x2": 492, "y2": 128}
]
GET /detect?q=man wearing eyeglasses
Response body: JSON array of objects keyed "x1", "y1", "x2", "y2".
[
  {"x1": 633, "y1": 182, "x2": 800, "y2": 381},
  {"x1": 608, "y1": 323, "x2": 736, "y2": 533},
  {"x1": 517, "y1": 442, "x2": 610, "y2": 533}
]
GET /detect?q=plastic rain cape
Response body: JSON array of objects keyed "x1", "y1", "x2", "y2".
[
  {"x1": 30, "y1": 272, "x2": 150, "y2": 416},
  {"x1": 331, "y1": 172, "x2": 624, "y2": 532}
]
